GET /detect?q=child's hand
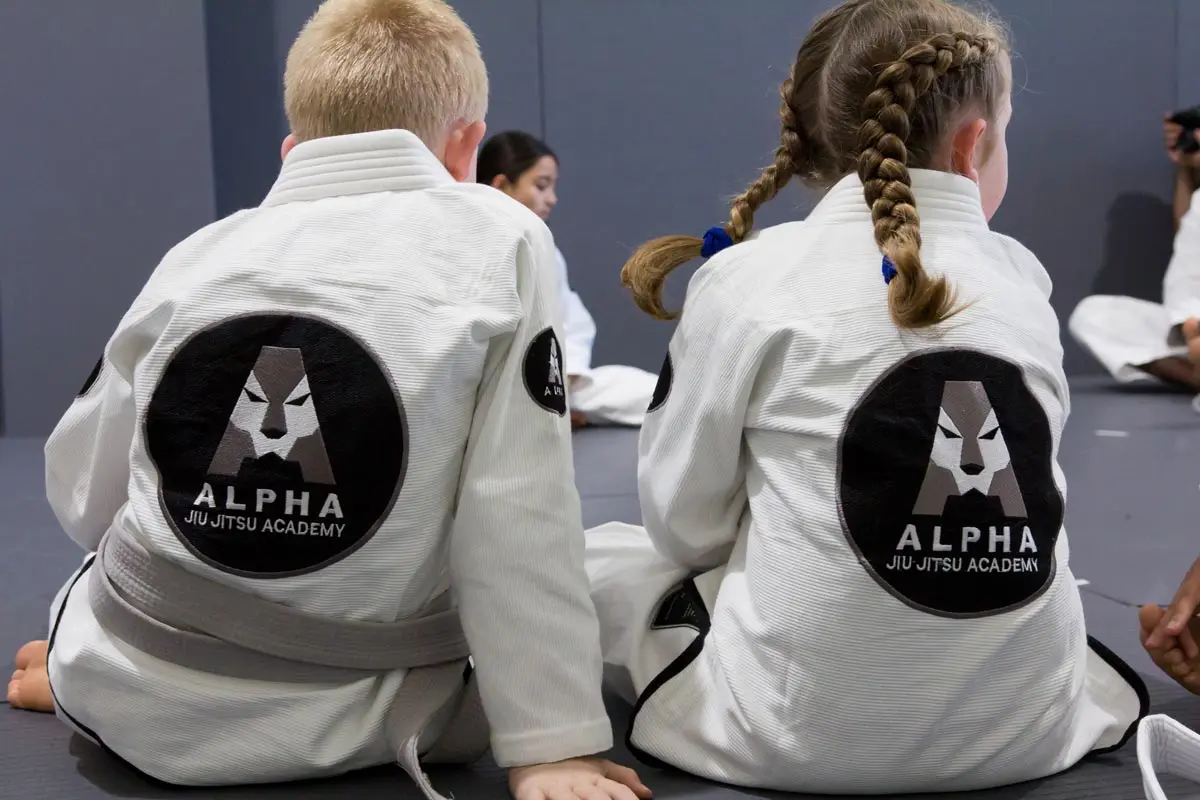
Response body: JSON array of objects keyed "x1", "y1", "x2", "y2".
[
  {"x1": 1145, "y1": 556, "x2": 1200, "y2": 656},
  {"x1": 509, "y1": 758, "x2": 652, "y2": 800}
]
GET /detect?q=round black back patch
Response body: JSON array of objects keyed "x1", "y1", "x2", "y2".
[
  {"x1": 647, "y1": 352, "x2": 672, "y2": 413},
  {"x1": 523, "y1": 327, "x2": 567, "y2": 416},
  {"x1": 145, "y1": 314, "x2": 408, "y2": 578},
  {"x1": 837, "y1": 349, "x2": 1062, "y2": 618}
]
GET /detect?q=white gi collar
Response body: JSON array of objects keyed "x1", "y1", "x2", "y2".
[
  {"x1": 808, "y1": 168, "x2": 989, "y2": 229},
  {"x1": 262, "y1": 129, "x2": 455, "y2": 207}
]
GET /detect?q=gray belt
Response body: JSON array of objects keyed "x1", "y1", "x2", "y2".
[{"x1": 88, "y1": 527, "x2": 471, "y2": 683}]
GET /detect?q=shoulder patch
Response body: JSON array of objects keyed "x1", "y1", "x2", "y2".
[
  {"x1": 522, "y1": 327, "x2": 567, "y2": 416},
  {"x1": 647, "y1": 352, "x2": 673, "y2": 413},
  {"x1": 650, "y1": 577, "x2": 711, "y2": 634},
  {"x1": 837, "y1": 349, "x2": 1062, "y2": 619},
  {"x1": 79, "y1": 357, "x2": 103, "y2": 397},
  {"x1": 144, "y1": 314, "x2": 408, "y2": 578}
]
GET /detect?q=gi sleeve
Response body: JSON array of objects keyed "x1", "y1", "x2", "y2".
[
  {"x1": 449, "y1": 223, "x2": 611, "y2": 767},
  {"x1": 45, "y1": 352, "x2": 136, "y2": 553},
  {"x1": 555, "y1": 248, "x2": 596, "y2": 375},
  {"x1": 1164, "y1": 186, "x2": 1200, "y2": 337},
  {"x1": 637, "y1": 263, "x2": 766, "y2": 570},
  {"x1": 45, "y1": 298, "x2": 168, "y2": 552}
]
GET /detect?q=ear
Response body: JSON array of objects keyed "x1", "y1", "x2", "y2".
[
  {"x1": 490, "y1": 174, "x2": 511, "y2": 192},
  {"x1": 280, "y1": 133, "x2": 298, "y2": 162},
  {"x1": 441, "y1": 120, "x2": 488, "y2": 183},
  {"x1": 950, "y1": 118, "x2": 988, "y2": 183}
]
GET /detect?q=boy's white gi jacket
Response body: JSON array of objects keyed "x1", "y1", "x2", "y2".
[
  {"x1": 595, "y1": 169, "x2": 1147, "y2": 794},
  {"x1": 42, "y1": 130, "x2": 611, "y2": 786}
]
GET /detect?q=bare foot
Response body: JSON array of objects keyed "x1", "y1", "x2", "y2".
[
  {"x1": 1140, "y1": 604, "x2": 1200, "y2": 693},
  {"x1": 1185, "y1": 317, "x2": 1200, "y2": 385},
  {"x1": 15, "y1": 640, "x2": 47, "y2": 671},
  {"x1": 7, "y1": 667, "x2": 54, "y2": 712}
]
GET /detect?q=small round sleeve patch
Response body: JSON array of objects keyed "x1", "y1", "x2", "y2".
[
  {"x1": 522, "y1": 327, "x2": 567, "y2": 416},
  {"x1": 837, "y1": 349, "x2": 1063, "y2": 618},
  {"x1": 647, "y1": 352, "x2": 673, "y2": 413},
  {"x1": 79, "y1": 357, "x2": 103, "y2": 397},
  {"x1": 144, "y1": 314, "x2": 408, "y2": 578}
]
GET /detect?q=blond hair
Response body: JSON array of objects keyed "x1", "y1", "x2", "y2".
[
  {"x1": 622, "y1": 0, "x2": 1009, "y2": 327},
  {"x1": 284, "y1": 0, "x2": 488, "y2": 147}
]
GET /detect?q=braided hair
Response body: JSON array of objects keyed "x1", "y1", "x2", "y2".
[{"x1": 622, "y1": 0, "x2": 1009, "y2": 327}]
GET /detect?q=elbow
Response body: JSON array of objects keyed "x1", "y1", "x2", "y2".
[
  {"x1": 46, "y1": 474, "x2": 106, "y2": 553},
  {"x1": 647, "y1": 528, "x2": 731, "y2": 572}
]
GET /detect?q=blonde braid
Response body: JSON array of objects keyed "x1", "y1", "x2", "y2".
[{"x1": 857, "y1": 32, "x2": 1001, "y2": 328}]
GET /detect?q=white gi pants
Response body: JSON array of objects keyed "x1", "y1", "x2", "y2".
[
  {"x1": 45, "y1": 556, "x2": 472, "y2": 788},
  {"x1": 586, "y1": 522, "x2": 1146, "y2": 794},
  {"x1": 571, "y1": 366, "x2": 658, "y2": 427},
  {"x1": 1068, "y1": 296, "x2": 1187, "y2": 384}
]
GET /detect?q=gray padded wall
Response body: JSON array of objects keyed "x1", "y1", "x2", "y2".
[
  {"x1": 542, "y1": 0, "x2": 828, "y2": 372},
  {"x1": 989, "y1": 0, "x2": 1178, "y2": 372},
  {"x1": 8, "y1": 0, "x2": 1200, "y2": 435},
  {"x1": 0, "y1": 0, "x2": 215, "y2": 436}
]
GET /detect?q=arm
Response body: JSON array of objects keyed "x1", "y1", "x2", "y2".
[
  {"x1": 449, "y1": 224, "x2": 610, "y2": 767},
  {"x1": 554, "y1": 248, "x2": 596, "y2": 376},
  {"x1": 1164, "y1": 184, "x2": 1200, "y2": 333},
  {"x1": 45, "y1": 352, "x2": 136, "y2": 553},
  {"x1": 637, "y1": 265, "x2": 765, "y2": 570},
  {"x1": 45, "y1": 294, "x2": 168, "y2": 552},
  {"x1": 1173, "y1": 165, "x2": 1199, "y2": 232}
]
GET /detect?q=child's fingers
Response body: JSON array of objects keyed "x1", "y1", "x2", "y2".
[
  {"x1": 1148, "y1": 560, "x2": 1200, "y2": 646},
  {"x1": 1140, "y1": 604, "x2": 1165, "y2": 638},
  {"x1": 578, "y1": 782, "x2": 614, "y2": 800},
  {"x1": 1159, "y1": 647, "x2": 1195, "y2": 678},
  {"x1": 596, "y1": 780, "x2": 640, "y2": 800},
  {"x1": 600, "y1": 762, "x2": 651, "y2": 797},
  {"x1": 1181, "y1": 623, "x2": 1200, "y2": 661}
]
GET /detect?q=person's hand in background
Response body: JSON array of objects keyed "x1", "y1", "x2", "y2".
[
  {"x1": 1165, "y1": 115, "x2": 1200, "y2": 168},
  {"x1": 1141, "y1": 555, "x2": 1200, "y2": 694}
]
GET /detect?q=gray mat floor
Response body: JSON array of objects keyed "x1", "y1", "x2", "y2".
[{"x1": 4, "y1": 375, "x2": 1200, "y2": 799}]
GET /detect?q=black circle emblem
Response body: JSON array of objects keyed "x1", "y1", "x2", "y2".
[
  {"x1": 523, "y1": 327, "x2": 567, "y2": 416},
  {"x1": 145, "y1": 314, "x2": 408, "y2": 578},
  {"x1": 647, "y1": 352, "x2": 672, "y2": 414},
  {"x1": 837, "y1": 349, "x2": 1062, "y2": 617}
]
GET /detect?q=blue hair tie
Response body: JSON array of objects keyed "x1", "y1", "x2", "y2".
[
  {"x1": 881, "y1": 255, "x2": 897, "y2": 284},
  {"x1": 701, "y1": 226, "x2": 734, "y2": 259}
]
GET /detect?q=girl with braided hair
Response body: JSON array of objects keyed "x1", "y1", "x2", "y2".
[{"x1": 584, "y1": 0, "x2": 1146, "y2": 792}]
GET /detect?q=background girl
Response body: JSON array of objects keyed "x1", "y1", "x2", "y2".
[{"x1": 478, "y1": 131, "x2": 657, "y2": 429}]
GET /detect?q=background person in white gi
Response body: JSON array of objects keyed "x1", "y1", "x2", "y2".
[
  {"x1": 478, "y1": 131, "x2": 658, "y2": 429},
  {"x1": 5, "y1": 3, "x2": 652, "y2": 800},
  {"x1": 1069, "y1": 116, "x2": 1200, "y2": 389},
  {"x1": 585, "y1": 0, "x2": 1147, "y2": 793}
]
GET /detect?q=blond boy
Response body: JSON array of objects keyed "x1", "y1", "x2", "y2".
[{"x1": 8, "y1": 2, "x2": 649, "y2": 798}]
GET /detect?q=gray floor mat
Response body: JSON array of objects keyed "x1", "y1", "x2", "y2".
[{"x1": 5, "y1": 379, "x2": 1200, "y2": 799}]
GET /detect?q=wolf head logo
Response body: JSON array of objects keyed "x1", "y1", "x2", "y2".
[
  {"x1": 548, "y1": 337, "x2": 563, "y2": 387},
  {"x1": 911, "y1": 380, "x2": 1026, "y2": 517},
  {"x1": 207, "y1": 346, "x2": 335, "y2": 484}
]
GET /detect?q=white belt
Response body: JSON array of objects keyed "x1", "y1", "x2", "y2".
[{"x1": 1138, "y1": 714, "x2": 1200, "y2": 799}]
